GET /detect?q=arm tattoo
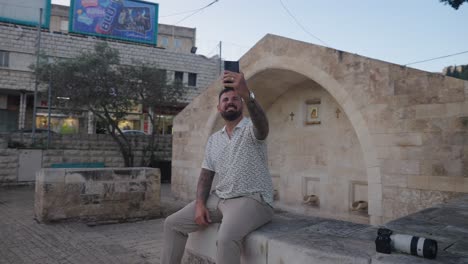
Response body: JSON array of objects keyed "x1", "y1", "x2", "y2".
[
  {"x1": 246, "y1": 99, "x2": 269, "y2": 140},
  {"x1": 196, "y1": 168, "x2": 215, "y2": 205}
]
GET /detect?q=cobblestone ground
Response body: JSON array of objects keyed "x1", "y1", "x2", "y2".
[{"x1": 0, "y1": 185, "x2": 186, "y2": 264}]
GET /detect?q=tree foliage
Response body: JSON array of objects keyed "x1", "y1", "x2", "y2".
[
  {"x1": 126, "y1": 62, "x2": 185, "y2": 166},
  {"x1": 446, "y1": 65, "x2": 468, "y2": 80},
  {"x1": 439, "y1": 0, "x2": 467, "y2": 9},
  {"x1": 34, "y1": 42, "x2": 187, "y2": 167}
]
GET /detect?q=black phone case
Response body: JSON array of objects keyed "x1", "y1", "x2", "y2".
[{"x1": 224, "y1": 61, "x2": 239, "y2": 73}]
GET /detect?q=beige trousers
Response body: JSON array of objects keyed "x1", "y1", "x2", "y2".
[{"x1": 161, "y1": 193, "x2": 274, "y2": 264}]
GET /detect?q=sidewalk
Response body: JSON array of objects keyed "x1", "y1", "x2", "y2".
[
  {"x1": 0, "y1": 184, "x2": 187, "y2": 264},
  {"x1": 2, "y1": 184, "x2": 467, "y2": 264}
]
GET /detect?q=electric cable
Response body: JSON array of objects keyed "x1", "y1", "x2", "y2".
[
  {"x1": 404, "y1": 50, "x2": 468, "y2": 66},
  {"x1": 160, "y1": 8, "x2": 204, "y2": 18},
  {"x1": 174, "y1": 0, "x2": 219, "y2": 25},
  {"x1": 278, "y1": 0, "x2": 330, "y2": 47}
]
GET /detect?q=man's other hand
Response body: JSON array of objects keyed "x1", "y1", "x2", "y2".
[{"x1": 194, "y1": 203, "x2": 212, "y2": 226}]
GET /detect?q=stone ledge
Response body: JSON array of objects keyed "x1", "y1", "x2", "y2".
[
  {"x1": 34, "y1": 167, "x2": 161, "y2": 223},
  {"x1": 183, "y1": 195, "x2": 468, "y2": 264}
]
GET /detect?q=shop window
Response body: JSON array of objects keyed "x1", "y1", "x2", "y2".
[
  {"x1": 156, "y1": 115, "x2": 174, "y2": 135},
  {"x1": 188, "y1": 73, "x2": 197, "y2": 87},
  {"x1": 0, "y1": 51, "x2": 9, "y2": 67},
  {"x1": 35, "y1": 115, "x2": 79, "y2": 134},
  {"x1": 174, "y1": 71, "x2": 183, "y2": 83}
]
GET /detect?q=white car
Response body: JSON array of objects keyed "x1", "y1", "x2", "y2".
[{"x1": 122, "y1": 130, "x2": 147, "y2": 136}]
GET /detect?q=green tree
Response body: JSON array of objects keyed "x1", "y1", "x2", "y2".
[
  {"x1": 439, "y1": 0, "x2": 467, "y2": 9},
  {"x1": 34, "y1": 42, "x2": 185, "y2": 167},
  {"x1": 460, "y1": 65, "x2": 468, "y2": 80},
  {"x1": 126, "y1": 63, "x2": 186, "y2": 166},
  {"x1": 446, "y1": 64, "x2": 468, "y2": 80}
]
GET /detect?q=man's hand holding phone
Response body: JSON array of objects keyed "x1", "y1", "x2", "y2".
[{"x1": 223, "y1": 61, "x2": 250, "y2": 100}]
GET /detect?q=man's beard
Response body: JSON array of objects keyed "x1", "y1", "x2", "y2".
[{"x1": 221, "y1": 108, "x2": 242, "y2": 121}]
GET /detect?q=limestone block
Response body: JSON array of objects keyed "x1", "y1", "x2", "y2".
[
  {"x1": 368, "y1": 198, "x2": 383, "y2": 217},
  {"x1": 392, "y1": 68, "x2": 428, "y2": 96},
  {"x1": 414, "y1": 104, "x2": 447, "y2": 119},
  {"x1": 401, "y1": 146, "x2": 424, "y2": 160},
  {"x1": 382, "y1": 199, "x2": 394, "y2": 218},
  {"x1": 407, "y1": 176, "x2": 429, "y2": 190},
  {"x1": 428, "y1": 176, "x2": 456, "y2": 192},
  {"x1": 84, "y1": 182, "x2": 104, "y2": 195},
  {"x1": 382, "y1": 186, "x2": 398, "y2": 200},
  {"x1": 399, "y1": 189, "x2": 421, "y2": 205},
  {"x1": 438, "y1": 77, "x2": 465, "y2": 103},
  {"x1": 374, "y1": 133, "x2": 422, "y2": 147},
  {"x1": 376, "y1": 146, "x2": 401, "y2": 160},
  {"x1": 404, "y1": 119, "x2": 431, "y2": 133},
  {"x1": 382, "y1": 174, "x2": 408, "y2": 188},
  {"x1": 267, "y1": 229, "x2": 374, "y2": 264},
  {"x1": 454, "y1": 178, "x2": 468, "y2": 192},
  {"x1": 370, "y1": 215, "x2": 383, "y2": 225},
  {"x1": 367, "y1": 167, "x2": 382, "y2": 184},
  {"x1": 391, "y1": 202, "x2": 410, "y2": 219},
  {"x1": 381, "y1": 159, "x2": 419, "y2": 175},
  {"x1": 35, "y1": 167, "x2": 160, "y2": 223},
  {"x1": 446, "y1": 102, "x2": 464, "y2": 117}
]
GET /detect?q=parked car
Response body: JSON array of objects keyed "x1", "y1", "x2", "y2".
[
  {"x1": 15, "y1": 129, "x2": 57, "y2": 134},
  {"x1": 122, "y1": 130, "x2": 147, "y2": 136}
]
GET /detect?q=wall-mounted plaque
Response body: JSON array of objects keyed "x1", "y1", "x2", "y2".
[{"x1": 305, "y1": 99, "x2": 321, "y2": 125}]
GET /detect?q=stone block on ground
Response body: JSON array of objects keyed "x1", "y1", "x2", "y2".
[{"x1": 34, "y1": 167, "x2": 161, "y2": 223}]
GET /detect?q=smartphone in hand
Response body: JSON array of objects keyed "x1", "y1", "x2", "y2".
[
  {"x1": 224, "y1": 60, "x2": 239, "y2": 73},
  {"x1": 224, "y1": 61, "x2": 239, "y2": 88}
]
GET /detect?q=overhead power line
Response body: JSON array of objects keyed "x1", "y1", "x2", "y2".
[
  {"x1": 160, "y1": 8, "x2": 203, "y2": 18},
  {"x1": 174, "y1": 0, "x2": 219, "y2": 25},
  {"x1": 278, "y1": 0, "x2": 330, "y2": 47},
  {"x1": 404, "y1": 50, "x2": 468, "y2": 66}
]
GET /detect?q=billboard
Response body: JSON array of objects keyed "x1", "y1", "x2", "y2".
[
  {"x1": 69, "y1": 0, "x2": 158, "y2": 45},
  {"x1": 0, "y1": 0, "x2": 51, "y2": 28}
]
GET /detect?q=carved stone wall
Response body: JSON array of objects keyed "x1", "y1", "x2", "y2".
[
  {"x1": 35, "y1": 167, "x2": 160, "y2": 223},
  {"x1": 172, "y1": 34, "x2": 468, "y2": 225}
]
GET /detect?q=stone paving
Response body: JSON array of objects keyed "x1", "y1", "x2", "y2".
[
  {"x1": 1, "y1": 184, "x2": 468, "y2": 264},
  {"x1": 0, "y1": 184, "x2": 186, "y2": 264}
]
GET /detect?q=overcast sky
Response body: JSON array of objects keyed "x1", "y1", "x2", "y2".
[{"x1": 51, "y1": 0, "x2": 468, "y2": 73}]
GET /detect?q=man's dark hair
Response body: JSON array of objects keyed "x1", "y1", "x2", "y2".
[{"x1": 218, "y1": 87, "x2": 235, "y2": 101}]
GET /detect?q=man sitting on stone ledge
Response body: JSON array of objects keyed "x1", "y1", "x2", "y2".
[{"x1": 161, "y1": 70, "x2": 274, "y2": 264}]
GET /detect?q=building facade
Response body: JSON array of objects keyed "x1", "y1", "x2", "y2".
[{"x1": 0, "y1": 4, "x2": 219, "y2": 134}]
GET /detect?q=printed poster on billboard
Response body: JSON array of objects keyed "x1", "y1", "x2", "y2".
[
  {"x1": 0, "y1": 0, "x2": 51, "y2": 28},
  {"x1": 69, "y1": 0, "x2": 158, "y2": 45}
]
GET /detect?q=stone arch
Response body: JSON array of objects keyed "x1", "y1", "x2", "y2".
[{"x1": 207, "y1": 55, "x2": 382, "y2": 224}]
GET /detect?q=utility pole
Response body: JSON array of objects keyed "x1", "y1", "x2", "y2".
[
  {"x1": 219, "y1": 41, "x2": 222, "y2": 74},
  {"x1": 32, "y1": 8, "x2": 43, "y2": 144},
  {"x1": 46, "y1": 74, "x2": 52, "y2": 149}
]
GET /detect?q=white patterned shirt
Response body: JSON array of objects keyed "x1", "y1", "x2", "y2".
[{"x1": 202, "y1": 117, "x2": 274, "y2": 206}]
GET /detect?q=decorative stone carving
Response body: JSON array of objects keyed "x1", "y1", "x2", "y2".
[
  {"x1": 302, "y1": 194, "x2": 319, "y2": 206},
  {"x1": 351, "y1": 200, "x2": 368, "y2": 212},
  {"x1": 349, "y1": 181, "x2": 368, "y2": 214},
  {"x1": 302, "y1": 177, "x2": 320, "y2": 207}
]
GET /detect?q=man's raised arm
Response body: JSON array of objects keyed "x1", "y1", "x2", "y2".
[
  {"x1": 244, "y1": 97, "x2": 269, "y2": 140},
  {"x1": 223, "y1": 71, "x2": 269, "y2": 140}
]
